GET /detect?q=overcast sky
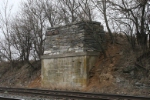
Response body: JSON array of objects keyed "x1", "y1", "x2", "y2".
[
  {"x1": 0, "y1": 0, "x2": 25, "y2": 38},
  {"x1": 0, "y1": 0, "x2": 24, "y2": 14}
]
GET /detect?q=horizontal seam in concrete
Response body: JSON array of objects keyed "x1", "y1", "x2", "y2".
[{"x1": 41, "y1": 52, "x2": 99, "y2": 59}]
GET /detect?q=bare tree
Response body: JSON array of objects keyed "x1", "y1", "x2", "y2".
[
  {"x1": 77, "y1": 0, "x2": 96, "y2": 21},
  {"x1": 108, "y1": 0, "x2": 149, "y2": 50},
  {"x1": 56, "y1": 0, "x2": 80, "y2": 24},
  {"x1": 9, "y1": 0, "x2": 58, "y2": 63},
  {"x1": 11, "y1": 16, "x2": 33, "y2": 63},
  {"x1": 92, "y1": 0, "x2": 114, "y2": 43},
  {"x1": 0, "y1": 0, "x2": 14, "y2": 68},
  {"x1": 42, "y1": 0, "x2": 63, "y2": 27},
  {"x1": 21, "y1": 0, "x2": 46, "y2": 60}
]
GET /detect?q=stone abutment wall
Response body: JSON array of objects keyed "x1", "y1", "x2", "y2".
[{"x1": 41, "y1": 21, "x2": 105, "y2": 90}]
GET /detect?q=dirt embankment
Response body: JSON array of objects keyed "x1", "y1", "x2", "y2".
[
  {"x1": 83, "y1": 34, "x2": 150, "y2": 96},
  {"x1": 0, "y1": 34, "x2": 150, "y2": 96},
  {"x1": 0, "y1": 61, "x2": 41, "y2": 88}
]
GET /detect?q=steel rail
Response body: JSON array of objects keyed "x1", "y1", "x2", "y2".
[
  {"x1": 0, "y1": 97, "x2": 19, "y2": 100},
  {"x1": 0, "y1": 90, "x2": 108, "y2": 100},
  {"x1": 0, "y1": 87, "x2": 150, "y2": 100}
]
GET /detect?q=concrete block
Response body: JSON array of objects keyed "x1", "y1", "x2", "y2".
[
  {"x1": 42, "y1": 21, "x2": 104, "y2": 90},
  {"x1": 41, "y1": 52, "x2": 98, "y2": 90}
]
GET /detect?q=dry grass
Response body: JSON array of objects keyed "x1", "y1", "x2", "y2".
[
  {"x1": 0, "y1": 61, "x2": 41, "y2": 88},
  {"x1": 83, "y1": 33, "x2": 150, "y2": 96},
  {"x1": 28, "y1": 75, "x2": 41, "y2": 88},
  {"x1": 0, "y1": 33, "x2": 150, "y2": 96}
]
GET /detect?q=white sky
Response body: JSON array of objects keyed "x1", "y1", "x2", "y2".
[
  {"x1": 0, "y1": 0, "x2": 107, "y2": 31},
  {"x1": 0, "y1": 0, "x2": 24, "y2": 15},
  {"x1": 0, "y1": 0, "x2": 25, "y2": 38}
]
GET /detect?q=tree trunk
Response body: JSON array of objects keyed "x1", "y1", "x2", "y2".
[
  {"x1": 149, "y1": 33, "x2": 150, "y2": 49},
  {"x1": 103, "y1": 0, "x2": 114, "y2": 43}
]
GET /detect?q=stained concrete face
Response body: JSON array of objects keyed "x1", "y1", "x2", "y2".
[{"x1": 41, "y1": 53, "x2": 98, "y2": 90}]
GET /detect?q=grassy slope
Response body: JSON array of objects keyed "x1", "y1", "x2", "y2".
[{"x1": 0, "y1": 61, "x2": 41, "y2": 88}]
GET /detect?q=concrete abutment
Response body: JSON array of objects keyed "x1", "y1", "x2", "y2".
[
  {"x1": 41, "y1": 21, "x2": 105, "y2": 90},
  {"x1": 41, "y1": 52, "x2": 98, "y2": 90}
]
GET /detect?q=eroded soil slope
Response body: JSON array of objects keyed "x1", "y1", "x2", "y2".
[{"x1": 0, "y1": 34, "x2": 150, "y2": 97}]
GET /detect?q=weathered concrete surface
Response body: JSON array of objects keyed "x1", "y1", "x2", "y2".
[
  {"x1": 41, "y1": 21, "x2": 104, "y2": 90},
  {"x1": 44, "y1": 21, "x2": 105, "y2": 55},
  {"x1": 41, "y1": 52, "x2": 100, "y2": 59},
  {"x1": 41, "y1": 52, "x2": 98, "y2": 90}
]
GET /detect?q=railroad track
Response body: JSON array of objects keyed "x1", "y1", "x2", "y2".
[{"x1": 0, "y1": 87, "x2": 150, "y2": 100}]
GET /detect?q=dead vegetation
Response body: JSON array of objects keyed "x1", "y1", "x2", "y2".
[
  {"x1": 0, "y1": 61, "x2": 41, "y2": 88},
  {"x1": 0, "y1": 33, "x2": 150, "y2": 96},
  {"x1": 83, "y1": 33, "x2": 150, "y2": 96}
]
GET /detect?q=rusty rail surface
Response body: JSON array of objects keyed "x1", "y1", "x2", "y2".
[{"x1": 0, "y1": 87, "x2": 149, "y2": 100}]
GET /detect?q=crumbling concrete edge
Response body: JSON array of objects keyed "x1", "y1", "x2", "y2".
[{"x1": 41, "y1": 52, "x2": 99, "y2": 59}]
